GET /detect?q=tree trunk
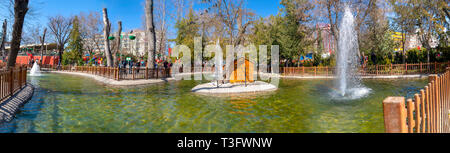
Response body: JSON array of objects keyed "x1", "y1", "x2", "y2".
[
  {"x1": 0, "y1": 19, "x2": 7, "y2": 62},
  {"x1": 7, "y1": 0, "x2": 29, "y2": 68},
  {"x1": 402, "y1": 27, "x2": 406, "y2": 64},
  {"x1": 326, "y1": 3, "x2": 339, "y2": 52},
  {"x1": 102, "y1": 8, "x2": 113, "y2": 67},
  {"x1": 444, "y1": 8, "x2": 450, "y2": 21},
  {"x1": 418, "y1": 27, "x2": 432, "y2": 63},
  {"x1": 157, "y1": 0, "x2": 167, "y2": 58},
  {"x1": 114, "y1": 21, "x2": 122, "y2": 67},
  {"x1": 40, "y1": 28, "x2": 47, "y2": 64},
  {"x1": 426, "y1": 33, "x2": 431, "y2": 63},
  {"x1": 58, "y1": 45, "x2": 63, "y2": 65},
  {"x1": 145, "y1": 0, "x2": 156, "y2": 69}
]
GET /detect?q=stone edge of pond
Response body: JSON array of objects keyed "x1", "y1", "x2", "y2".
[
  {"x1": 191, "y1": 81, "x2": 278, "y2": 95},
  {"x1": 0, "y1": 83, "x2": 34, "y2": 123},
  {"x1": 45, "y1": 71, "x2": 429, "y2": 87},
  {"x1": 47, "y1": 71, "x2": 174, "y2": 86}
]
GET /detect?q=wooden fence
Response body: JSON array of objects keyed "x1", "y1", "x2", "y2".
[
  {"x1": 45, "y1": 61, "x2": 450, "y2": 81},
  {"x1": 383, "y1": 67, "x2": 450, "y2": 133},
  {"x1": 53, "y1": 65, "x2": 173, "y2": 81},
  {"x1": 283, "y1": 66, "x2": 334, "y2": 76},
  {"x1": 0, "y1": 66, "x2": 28, "y2": 102},
  {"x1": 41, "y1": 64, "x2": 221, "y2": 81},
  {"x1": 282, "y1": 62, "x2": 450, "y2": 76}
]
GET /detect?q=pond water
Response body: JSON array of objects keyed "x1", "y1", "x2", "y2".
[{"x1": 0, "y1": 73, "x2": 427, "y2": 133}]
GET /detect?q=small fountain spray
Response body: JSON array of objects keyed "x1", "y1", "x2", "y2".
[{"x1": 30, "y1": 60, "x2": 42, "y2": 76}]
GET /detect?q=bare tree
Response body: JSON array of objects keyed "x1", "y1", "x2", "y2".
[
  {"x1": 444, "y1": 8, "x2": 450, "y2": 22},
  {"x1": 0, "y1": 19, "x2": 7, "y2": 61},
  {"x1": 145, "y1": 0, "x2": 156, "y2": 68},
  {"x1": 173, "y1": 0, "x2": 186, "y2": 21},
  {"x1": 112, "y1": 21, "x2": 122, "y2": 67},
  {"x1": 79, "y1": 11, "x2": 102, "y2": 58},
  {"x1": 314, "y1": 0, "x2": 375, "y2": 58},
  {"x1": 205, "y1": 0, "x2": 255, "y2": 46},
  {"x1": 313, "y1": 0, "x2": 341, "y2": 54},
  {"x1": 1, "y1": 0, "x2": 40, "y2": 44},
  {"x1": 39, "y1": 28, "x2": 46, "y2": 63},
  {"x1": 155, "y1": 0, "x2": 168, "y2": 58},
  {"x1": 146, "y1": 0, "x2": 191, "y2": 61},
  {"x1": 20, "y1": 25, "x2": 34, "y2": 47},
  {"x1": 29, "y1": 25, "x2": 47, "y2": 61},
  {"x1": 197, "y1": 10, "x2": 225, "y2": 45},
  {"x1": 7, "y1": 0, "x2": 29, "y2": 68},
  {"x1": 102, "y1": 8, "x2": 113, "y2": 67},
  {"x1": 48, "y1": 15, "x2": 73, "y2": 66},
  {"x1": 354, "y1": 0, "x2": 375, "y2": 58},
  {"x1": 170, "y1": 0, "x2": 194, "y2": 22},
  {"x1": 29, "y1": 24, "x2": 42, "y2": 50}
]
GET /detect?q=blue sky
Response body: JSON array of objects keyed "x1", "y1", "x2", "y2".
[
  {"x1": 30, "y1": 0, "x2": 147, "y2": 30},
  {"x1": 27, "y1": 0, "x2": 282, "y2": 33}
]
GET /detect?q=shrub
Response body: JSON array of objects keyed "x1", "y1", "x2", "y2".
[
  {"x1": 406, "y1": 49, "x2": 420, "y2": 63},
  {"x1": 437, "y1": 46, "x2": 450, "y2": 62}
]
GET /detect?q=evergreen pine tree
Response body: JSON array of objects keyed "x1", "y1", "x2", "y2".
[
  {"x1": 173, "y1": 8, "x2": 200, "y2": 64},
  {"x1": 63, "y1": 16, "x2": 84, "y2": 65}
]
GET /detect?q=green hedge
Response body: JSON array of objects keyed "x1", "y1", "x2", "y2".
[{"x1": 404, "y1": 46, "x2": 450, "y2": 63}]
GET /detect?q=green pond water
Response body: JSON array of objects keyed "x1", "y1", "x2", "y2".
[{"x1": 0, "y1": 73, "x2": 427, "y2": 133}]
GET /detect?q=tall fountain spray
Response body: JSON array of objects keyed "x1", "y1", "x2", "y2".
[{"x1": 335, "y1": 6, "x2": 368, "y2": 98}]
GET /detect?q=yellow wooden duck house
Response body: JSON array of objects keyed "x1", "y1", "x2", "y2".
[{"x1": 229, "y1": 58, "x2": 255, "y2": 84}]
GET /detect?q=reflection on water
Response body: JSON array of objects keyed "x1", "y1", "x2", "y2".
[
  {"x1": 0, "y1": 74, "x2": 427, "y2": 133},
  {"x1": 228, "y1": 99, "x2": 257, "y2": 117}
]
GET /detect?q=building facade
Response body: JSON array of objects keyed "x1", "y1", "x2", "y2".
[
  {"x1": 314, "y1": 23, "x2": 337, "y2": 57},
  {"x1": 85, "y1": 29, "x2": 166, "y2": 57},
  {"x1": 391, "y1": 30, "x2": 439, "y2": 52}
]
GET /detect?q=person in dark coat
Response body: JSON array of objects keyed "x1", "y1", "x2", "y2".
[
  {"x1": 129, "y1": 61, "x2": 134, "y2": 74},
  {"x1": 163, "y1": 61, "x2": 169, "y2": 77},
  {"x1": 371, "y1": 52, "x2": 377, "y2": 65},
  {"x1": 136, "y1": 61, "x2": 140, "y2": 73},
  {"x1": 122, "y1": 60, "x2": 127, "y2": 74},
  {"x1": 163, "y1": 61, "x2": 168, "y2": 69}
]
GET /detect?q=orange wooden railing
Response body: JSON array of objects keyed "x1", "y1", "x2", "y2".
[
  {"x1": 282, "y1": 62, "x2": 450, "y2": 76},
  {"x1": 45, "y1": 65, "x2": 174, "y2": 81},
  {"x1": 44, "y1": 61, "x2": 450, "y2": 81},
  {"x1": 383, "y1": 67, "x2": 450, "y2": 133},
  {"x1": 282, "y1": 66, "x2": 334, "y2": 76},
  {"x1": 0, "y1": 66, "x2": 28, "y2": 102}
]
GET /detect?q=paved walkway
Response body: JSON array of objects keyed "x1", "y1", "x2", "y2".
[
  {"x1": 192, "y1": 81, "x2": 277, "y2": 94},
  {"x1": 49, "y1": 71, "x2": 174, "y2": 86},
  {"x1": 0, "y1": 84, "x2": 34, "y2": 123},
  {"x1": 48, "y1": 70, "x2": 430, "y2": 87}
]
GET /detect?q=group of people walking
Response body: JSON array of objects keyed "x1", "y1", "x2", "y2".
[
  {"x1": 117, "y1": 60, "x2": 173, "y2": 75},
  {"x1": 119, "y1": 60, "x2": 143, "y2": 74}
]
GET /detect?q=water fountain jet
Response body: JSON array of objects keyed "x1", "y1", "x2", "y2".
[
  {"x1": 30, "y1": 60, "x2": 42, "y2": 76},
  {"x1": 333, "y1": 5, "x2": 371, "y2": 99}
]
